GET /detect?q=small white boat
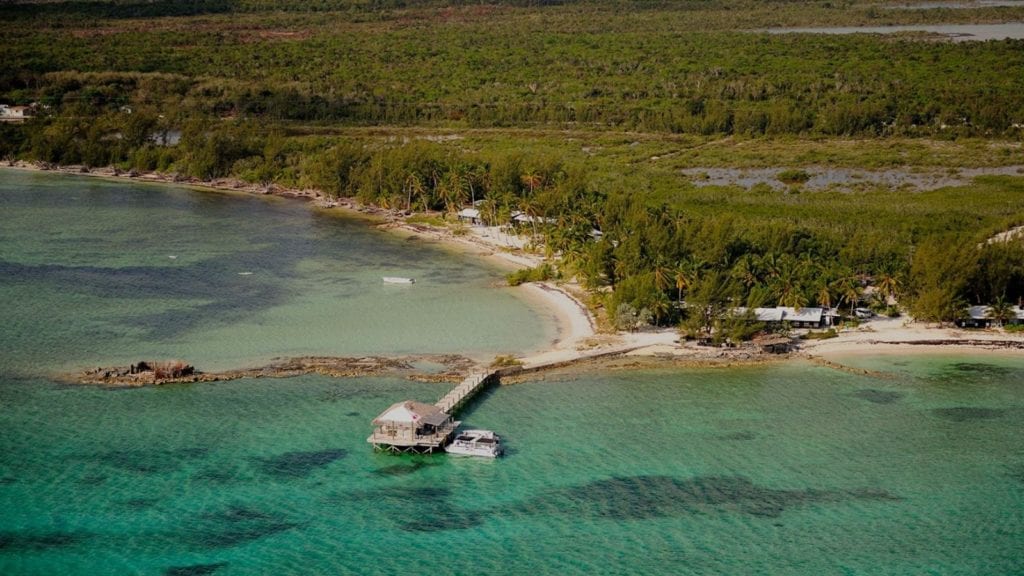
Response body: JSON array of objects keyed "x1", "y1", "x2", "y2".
[
  {"x1": 446, "y1": 429, "x2": 503, "y2": 458},
  {"x1": 382, "y1": 277, "x2": 415, "y2": 284}
]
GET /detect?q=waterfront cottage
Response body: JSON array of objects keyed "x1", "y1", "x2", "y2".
[
  {"x1": 735, "y1": 306, "x2": 828, "y2": 328},
  {"x1": 956, "y1": 305, "x2": 1024, "y2": 328},
  {"x1": 368, "y1": 400, "x2": 458, "y2": 453},
  {"x1": 0, "y1": 104, "x2": 34, "y2": 123},
  {"x1": 456, "y1": 207, "x2": 483, "y2": 225}
]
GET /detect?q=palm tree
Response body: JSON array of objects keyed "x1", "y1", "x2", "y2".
[
  {"x1": 404, "y1": 172, "x2": 424, "y2": 212},
  {"x1": 877, "y1": 273, "x2": 902, "y2": 304},
  {"x1": 986, "y1": 296, "x2": 1014, "y2": 327},
  {"x1": 674, "y1": 265, "x2": 690, "y2": 303},
  {"x1": 816, "y1": 283, "x2": 833, "y2": 309},
  {"x1": 518, "y1": 195, "x2": 542, "y2": 244},
  {"x1": 731, "y1": 255, "x2": 759, "y2": 289},
  {"x1": 438, "y1": 168, "x2": 468, "y2": 214},
  {"x1": 833, "y1": 276, "x2": 862, "y2": 315},
  {"x1": 521, "y1": 170, "x2": 542, "y2": 196},
  {"x1": 650, "y1": 292, "x2": 672, "y2": 325},
  {"x1": 653, "y1": 261, "x2": 671, "y2": 293},
  {"x1": 674, "y1": 258, "x2": 702, "y2": 303},
  {"x1": 781, "y1": 289, "x2": 809, "y2": 310}
]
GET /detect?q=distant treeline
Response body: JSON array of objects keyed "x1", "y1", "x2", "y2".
[{"x1": 2, "y1": 3, "x2": 1024, "y2": 137}]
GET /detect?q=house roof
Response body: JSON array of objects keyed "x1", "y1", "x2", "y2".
[
  {"x1": 372, "y1": 400, "x2": 450, "y2": 427},
  {"x1": 735, "y1": 306, "x2": 823, "y2": 323},
  {"x1": 967, "y1": 305, "x2": 1024, "y2": 320},
  {"x1": 780, "y1": 307, "x2": 824, "y2": 323},
  {"x1": 457, "y1": 208, "x2": 480, "y2": 219},
  {"x1": 511, "y1": 211, "x2": 555, "y2": 225},
  {"x1": 967, "y1": 305, "x2": 989, "y2": 320}
]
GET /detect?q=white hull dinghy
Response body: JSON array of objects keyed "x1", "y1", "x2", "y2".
[
  {"x1": 445, "y1": 429, "x2": 503, "y2": 458},
  {"x1": 382, "y1": 277, "x2": 415, "y2": 284}
]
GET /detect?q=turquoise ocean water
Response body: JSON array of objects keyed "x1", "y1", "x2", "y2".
[{"x1": 1, "y1": 170, "x2": 1023, "y2": 575}]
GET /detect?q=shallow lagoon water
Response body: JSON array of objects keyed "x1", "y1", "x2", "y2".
[
  {"x1": 1, "y1": 170, "x2": 1023, "y2": 574},
  {"x1": 0, "y1": 169, "x2": 552, "y2": 374}
]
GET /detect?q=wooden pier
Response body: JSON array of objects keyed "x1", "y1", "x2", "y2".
[
  {"x1": 369, "y1": 338, "x2": 657, "y2": 453},
  {"x1": 368, "y1": 370, "x2": 501, "y2": 453},
  {"x1": 435, "y1": 371, "x2": 498, "y2": 414}
]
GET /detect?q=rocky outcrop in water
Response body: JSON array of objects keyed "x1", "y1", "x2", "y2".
[
  {"x1": 66, "y1": 354, "x2": 476, "y2": 387},
  {"x1": 79, "y1": 361, "x2": 199, "y2": 386}
]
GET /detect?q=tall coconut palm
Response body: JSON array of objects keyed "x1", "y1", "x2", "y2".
[
  {"x1": 404, "y1": 172, "x2": 424, "y2": 212},
  {"x1": 438, "y1": 168, "x2": 468, "y2": 214},
  {"x1": 833, "y1": 276, "x2": 862, "y2": 315},
  {"x1": 731, "y1": 255, "x2": 759, "y2": 290},
  {"x1": 653, "y1": 261, "x2": 672, "y2": 293},
  {"x1": 521, "y1": 170, "x2": 543, "y2": 196},
  {"x1": 674, "y1": 258, "x2": 703, "y2": 303},
  {"x1": 650, "y1": 292, "x2": 672, "y2": 325},
  {"x1": 877, "y1": 273, "x2": 902, "y2": 304},
  {"x1": 518, "y1": 195, "x2": 543, "y2": 245},
  {"x1": 816, "y1": 282, "x2": 833, "y2": 309}
]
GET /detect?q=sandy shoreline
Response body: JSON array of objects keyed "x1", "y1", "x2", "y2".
[{"x1": 6, "y1": 161, "x2": 1024, "y2": 374}]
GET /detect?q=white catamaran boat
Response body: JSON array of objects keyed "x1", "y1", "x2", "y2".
[
  {"x1": 445, "y1": 429, "x2": 503, "y2": 458},
  {"x1": 382, "y1": 277, "x2": 415, "y2": 284}
]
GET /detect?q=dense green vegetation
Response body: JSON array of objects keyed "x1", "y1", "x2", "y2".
[
  {"x1": 4, "y1": 1, "x2": 1024, "y2": 135},
  {"x1": 2, "y1": 0, "x2": 1023, "y2": 331}
]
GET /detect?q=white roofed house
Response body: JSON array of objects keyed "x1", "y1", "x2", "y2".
[
  {"x1": 0, "y1": 104, "x2": 35, "y2": 123},
  {"x1": 367, "y1": 400, "x2": 459, "y2": 453},
  {"x1": 456, "y1": 207, "x2": 483, "y2": 225},
  {"x1": 781, "y1": 306, "x2": 826, "y2": 328},
  {"x1": 956, "y1": 305, "x2": 1024, "y2": 328},
  {"x1": 736, "y1": 307, "x2": 827, "y2": 328}
]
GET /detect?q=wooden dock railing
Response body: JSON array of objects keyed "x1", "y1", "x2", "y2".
[{"x1": 435, "y1": 370, "x2": 496, "y2": 415}]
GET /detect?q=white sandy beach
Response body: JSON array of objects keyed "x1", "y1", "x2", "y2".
[{"x1": 799, "y1": 316, "x2": 1024, "y2": 360}]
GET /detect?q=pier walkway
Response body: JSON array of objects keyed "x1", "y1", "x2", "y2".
[
  {"x1": 435, "y1": 371, "x2": 498, "y2": 415},
  {"x1": 370, "y1": 329, "x2": 679, "y2": 453}
]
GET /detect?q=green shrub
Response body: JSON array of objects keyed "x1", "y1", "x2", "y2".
[
  {"x1": 490, "y1": 355, "x2": 523, "y2": 368},
  {"x1": 800, "y1": 328, "x2": 838, "y2": 340},
  {"x1": 507, "y1": 263, "x2": 556, "y2": 286},
  {"x1": 777, "y1": 169, "x2": 811, "y2": 185}
]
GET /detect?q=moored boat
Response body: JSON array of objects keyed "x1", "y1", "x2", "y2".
[
  {"x1": 445, "y1": 429, "x2": 503, "y2": 458},
  {"x1": 382, "y1": 276, "x2": 415, "y2": 284}
]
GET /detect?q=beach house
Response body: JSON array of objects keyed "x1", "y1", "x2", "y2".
[
  {"x1": 0, "y1": 104, "x2": 34, "y2": 123},
  {"x1": 367, "y1": 400, "x2": 459, "y2": 453}
]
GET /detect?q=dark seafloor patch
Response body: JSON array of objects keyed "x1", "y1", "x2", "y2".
[
  {"x1": 373, "y1": 459, "x2": 439, "y2": 477},
  {"x1": 931, "y1": 407, "x2": 1007, "y2": 422},
  {"x1": 510, "y1": 475, "x2": 902, "y2": 522},
  {"x1": 123, "y1": 497, "x2": 159, "y2": 510},
  {"x1": 164, "y1": 561, "x2": 228, "y2": 575},
  {"x1": 183, "y1": 505, "x2": 299, "y2": 549},
  {"x1": 391, "y1": 475, "x2": 902, "y2": 532},
  {"x1": 950, "y1": 362, "x2": 1015, "y2": 376},
  {"x1": 254, "y1": 448, "x2": 347, "y2": 478},
  {"x1": 0, "y1": 530, "x2": 89, "y2": 551},
  {"x1": 718, "y1": 431, "x2": 757, "y2": 441},
  {"x1": 852, "y1": 389, "x2": 905, "y2": 404},
  {"x1": 94, "y1": 447, "x2": 208, "y2": 474}
]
